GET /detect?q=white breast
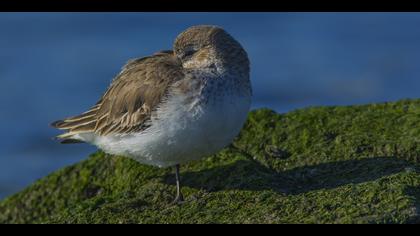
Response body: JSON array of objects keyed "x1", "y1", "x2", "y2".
[{"x1": 90, "y1": 77, "x2": 251, "y2": 168}]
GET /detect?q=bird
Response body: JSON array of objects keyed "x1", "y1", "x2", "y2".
[{"x1": 51, "y1": 25, "x2": 252, "y2": 204}]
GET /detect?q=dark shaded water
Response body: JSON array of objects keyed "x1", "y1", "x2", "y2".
[{"x1": 1, "y1": 13, "x2": 419, "y2": 198}]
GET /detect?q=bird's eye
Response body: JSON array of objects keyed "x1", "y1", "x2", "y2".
[{"x1": 183, "y1": 49, "x2": 195, "y2": 58}]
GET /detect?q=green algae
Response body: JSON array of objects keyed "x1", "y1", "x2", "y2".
[{"x1": 0, "y1": 99, "x2": 419, "y2": 224}]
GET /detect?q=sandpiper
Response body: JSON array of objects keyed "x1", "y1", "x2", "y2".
[{"x1": 51, "y1": 25, "x2": 252, "y2": 203}]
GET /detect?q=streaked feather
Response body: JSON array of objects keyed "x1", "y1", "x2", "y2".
[{"x1": 51, "y1": 50, "x2": 184, "y2": 142}]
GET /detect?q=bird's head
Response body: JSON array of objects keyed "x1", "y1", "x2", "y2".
[{"x1": 173, "y1": 25, "x2": 249, "y2": 72}]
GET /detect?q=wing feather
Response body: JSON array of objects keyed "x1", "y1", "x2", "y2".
[{"x1": 51, "y1": 51, "x2": 184, "y2": 142}]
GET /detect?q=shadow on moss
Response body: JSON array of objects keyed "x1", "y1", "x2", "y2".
[
  {"x1": 404, "y1": 185, "x2": 420, "y2": 224},
  {"x1": 165, "y1": 156, "x2": 411, "y2": 195}
]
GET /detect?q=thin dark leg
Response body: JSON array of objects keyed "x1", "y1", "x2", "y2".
[{"x1": 172, "y1": 164, "x2": 184, "y2": 204}]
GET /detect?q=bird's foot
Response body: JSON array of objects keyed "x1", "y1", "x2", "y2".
[{"x1": 171, "y1": 193, "x2": 185, "y2": 205}]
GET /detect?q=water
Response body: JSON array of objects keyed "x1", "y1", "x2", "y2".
[{"x1": 1, "y1": 12, "x2": 419, "y2": 199}]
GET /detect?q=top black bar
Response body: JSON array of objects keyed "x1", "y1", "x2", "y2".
[{"x1": 0, "y1": 0, "x2": 419, "y2": 12}]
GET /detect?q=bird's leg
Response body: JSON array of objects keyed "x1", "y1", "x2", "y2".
[{"x1": 172, "y1": 164, "x2": 184, "y2": 204}]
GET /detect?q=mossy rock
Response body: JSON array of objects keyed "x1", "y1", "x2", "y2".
[{"x1": 1, "y1": 99, "x2": 420, "y2": 223}]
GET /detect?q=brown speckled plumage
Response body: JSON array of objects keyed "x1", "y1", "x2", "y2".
[{"x1": 52, "y1": 52, "x2": 184, "y2": 137}]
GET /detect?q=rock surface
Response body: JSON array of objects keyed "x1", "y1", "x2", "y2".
[{"x1": 1, "y1": 99, "x2": 419, "y2": 223}]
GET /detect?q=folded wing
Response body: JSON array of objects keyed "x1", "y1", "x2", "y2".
[{"x1": 51, "y1": 51, "x2": 184, "y2": 143}]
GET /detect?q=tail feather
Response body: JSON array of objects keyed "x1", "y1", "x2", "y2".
[
  {"x1": 50, "y1": 117, "x2": 96, "y2": 130},
  {"x1": 60, "y1": 139, "x2": 85, "y2": 144},
  {"x1": 50, "y1": 119, "x2": 65, "y2": 128},
  {"x1": 52, "y1": 131, "x2": 86, "y2": 144},
  {"x1": 51, "y1": 107, "x2": 99, "y2": 144}
]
